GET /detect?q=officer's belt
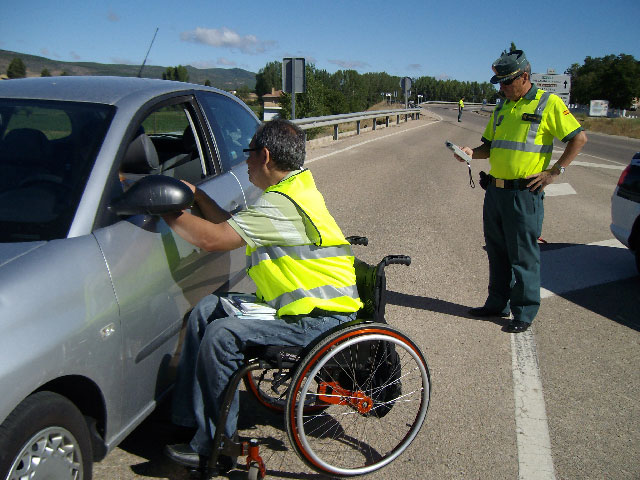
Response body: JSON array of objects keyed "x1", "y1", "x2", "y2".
[{"x1": 488, "y1": 175, "x2": 529, "y2": 190}]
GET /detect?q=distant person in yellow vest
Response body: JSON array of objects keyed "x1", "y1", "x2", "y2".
[
  {"x1": 452, "y1": 50, "x2": 586, "y2": 333},
  {"x1": 162, "y1": 119, "x2": 362, "y2": 469},
  {"x1": 458, "y1": 97, "x2": 465, "y2": 122}
]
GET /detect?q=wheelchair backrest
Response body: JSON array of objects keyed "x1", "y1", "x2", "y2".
[{"x1": 353, "y1": 258, "x2": 387, "y2": 323}]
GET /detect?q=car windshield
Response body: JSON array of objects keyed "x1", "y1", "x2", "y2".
[{"x1": 0, "y1": 99, "x2": 114, "y2": 242}]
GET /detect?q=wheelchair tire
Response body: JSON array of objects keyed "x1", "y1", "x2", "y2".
[{"x1": 285, "y1": 323, "x2": 430, "y2": 477}]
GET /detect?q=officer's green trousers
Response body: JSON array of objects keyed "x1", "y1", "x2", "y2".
[{"x1": 482, "y1": 184, "x2": 544, "y2": 324}]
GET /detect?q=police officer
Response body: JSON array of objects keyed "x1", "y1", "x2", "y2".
[
  {"x1": 454, "y1": 50, "x2": 587, "y2": 333},
  {"x1": 458, "y1": 97, "x2": 465, "y2": 122}
]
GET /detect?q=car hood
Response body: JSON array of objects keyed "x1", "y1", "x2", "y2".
[{"x1": 0, "y1": 242, "x2": 47, "y2": 268}]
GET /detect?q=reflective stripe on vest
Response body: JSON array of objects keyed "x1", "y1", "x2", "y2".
[
  {"x1": 270, "y1": 284, "x2": 360, "y2": 312},
  {"x1": 251, "y1": 244, "x2": 354, "y2": 265},
  {"x1": 491, "y1": 91, "x2": 551, "y2": 154}
]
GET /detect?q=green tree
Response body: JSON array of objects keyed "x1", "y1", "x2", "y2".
[
  {"x1": 162, "y1": 65, "x2": 189, "y2": 82},
  {"x1": 204, "y1": 79, "x2": 211, "y2": 86},
  {"x1": 255, "y1": 61, "x2": 281, "y2": 97},
  {"x1": 7, "y1": 58, "x2": 26, "y2": 79},
  {"x1": 40, "y1": 68, "x2": 51, "y2": 77},
  {"x1": 569, "y1": 54, "x2": 640, "y2": 108}
]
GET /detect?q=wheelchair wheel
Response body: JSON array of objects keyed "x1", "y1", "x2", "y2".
[
  {"x1": 245, "y1": 367, "x2": 331, "y2": 414},
  {"x1": 244, "y1": 368, "x2": 289, "y2": 412},
  {"x1": 285, "y1": 323, "x2": 430, "y2": 477}
]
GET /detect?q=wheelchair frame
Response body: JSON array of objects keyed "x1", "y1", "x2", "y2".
[{"x1": 194, "y1": 237, "x2": 431, "y2": 479}]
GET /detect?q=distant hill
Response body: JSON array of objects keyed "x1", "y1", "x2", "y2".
[{"x1": 0, "y1": 49, "x2": 256, "y2": 90}]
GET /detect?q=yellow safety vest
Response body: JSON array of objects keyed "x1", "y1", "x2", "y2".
[
  {"x1": 246, "y1": 169, "x2": 363, "y2": 316},
  {"x1": 483, "y1": 87, "x2": 582, "y2": 179}
]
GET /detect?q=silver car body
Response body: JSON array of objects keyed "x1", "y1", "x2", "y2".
[
  {"x1": 0, "y1": 77, "x2": 261, "y2": 458},
  {"x1": 610, "y1": 152, "x2": 640, "y2": 273}
]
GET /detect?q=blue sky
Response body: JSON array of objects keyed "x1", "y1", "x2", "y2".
[{"x1": 1, "y1": 0, "x2": 639, "y2": 83}]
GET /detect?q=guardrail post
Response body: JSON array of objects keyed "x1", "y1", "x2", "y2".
[
  {"x1": 357, "y1": 120, "x2": 361, "y2": 135},
  {"x1": 373, "y1": 118, "x2": 377, "y2": 131},
  {"x1": 333, "y1": 124, "x2": 339, "y2": 140},
  {"x1": 385, "y1": 116, "x2": 390, "y2": 127},
  {"x1": 396, "y1": 115, "x2": 400, "y2": 125}
]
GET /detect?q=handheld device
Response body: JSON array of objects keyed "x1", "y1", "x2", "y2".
[
  {"x1": 445, "y1": 140, "x2": 472, "y2": 163},
  {"x1": 445, "y1": 140, "x2": 475, "y2": 188}
]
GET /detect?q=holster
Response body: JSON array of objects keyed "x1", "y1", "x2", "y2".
[{"x1": 479, "y1": 171, "x2": 489, "y2": 190}]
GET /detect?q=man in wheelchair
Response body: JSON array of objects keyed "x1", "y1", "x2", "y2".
[{"x1": 163, "y1": 119, "x2": 363, "y2": 470}]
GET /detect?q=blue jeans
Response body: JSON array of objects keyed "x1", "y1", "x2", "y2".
[{"x1": 171, "y1": 293, "x2": 356, "y2": 455}]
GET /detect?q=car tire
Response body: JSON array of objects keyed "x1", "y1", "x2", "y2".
[{"x1": 0, "y1": 391, "x2": 93, "y2": 480}]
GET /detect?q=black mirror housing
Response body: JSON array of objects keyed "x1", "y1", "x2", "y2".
[{"x1": 109, "y1": 175, "x2": 194, "y2": 216}]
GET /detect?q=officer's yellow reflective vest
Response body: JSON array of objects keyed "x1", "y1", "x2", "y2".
[
  {"x1": 246, "y1": 169, "x2": 363, "y2": 316},
  {"x1": 486, "y1": 88, "x2": 573, "y2": 179}
]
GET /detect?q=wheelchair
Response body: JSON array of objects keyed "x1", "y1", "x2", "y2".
[{"x1": 193, "y1": 236, "x2": 431, "y2": 479}]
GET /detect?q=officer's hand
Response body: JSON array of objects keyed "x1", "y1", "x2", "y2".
[
  {"x1": 454, "y1": 146, "x2": 473, "y2": 163},
  {"x1": 526, "y1": 169, "x2": 559, "y2": 192}
]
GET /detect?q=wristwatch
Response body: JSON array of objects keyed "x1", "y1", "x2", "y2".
[{"x1": 552, "y1": 164, "x2": 565, "y2": 174}]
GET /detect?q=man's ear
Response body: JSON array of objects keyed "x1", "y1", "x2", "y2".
[{"x1": 261, "y1": 147, "x2": 273, "y2": 169}]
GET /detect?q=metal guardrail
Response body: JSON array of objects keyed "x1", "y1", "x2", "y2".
[{"x1": 291, "y1": 108, "x2": 421, "y2": 140}]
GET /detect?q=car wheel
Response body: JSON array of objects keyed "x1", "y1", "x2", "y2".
[{"x1": 0, "y1": 391, "x2": 93, "y2": 480}]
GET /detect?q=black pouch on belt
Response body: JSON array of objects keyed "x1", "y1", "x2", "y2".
[{"x1": 479, "y1": 171, "x2": 489, "y2": 190}]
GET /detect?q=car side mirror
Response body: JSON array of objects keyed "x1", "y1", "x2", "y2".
[{"x1": 109, "y1": 175, "x2": 194, "y2": 216}]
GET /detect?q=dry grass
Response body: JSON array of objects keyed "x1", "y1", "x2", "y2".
[{"x1": 575, "y1": 114, "x2": 640, "y2": 139}]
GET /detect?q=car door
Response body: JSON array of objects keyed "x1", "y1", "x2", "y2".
[
  {"x1": 195, "y1": 90, "x2": 262, "y2": 206},
  {"x1": 93, "y1": 94, "x2": 251, "y2": 431}
]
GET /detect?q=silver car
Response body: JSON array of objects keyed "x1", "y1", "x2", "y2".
[
  {"x1": 610, "y1": 152, "x2": 640, "y2": 273},
  {"x1": 0, "y1": 76, "x2": 261, "y2": 479}
]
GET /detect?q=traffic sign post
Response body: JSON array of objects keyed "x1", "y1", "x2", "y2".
[
  {"x1": 400, "y1": 77, "x2": 412, "y2": 109},
  {"x1": 531, "y1": 72, "x2": 571, "y2": 105},
  {"x1": 282, "y1": 57, "x2": 306, "y2": 120}
]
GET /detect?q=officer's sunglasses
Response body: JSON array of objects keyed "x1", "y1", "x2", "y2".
[{"x1": 501, "y1": 72, "x2": 524, "y2": 86}]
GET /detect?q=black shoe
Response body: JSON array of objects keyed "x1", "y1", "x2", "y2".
[
  {"x1": 505, "y1": 320, "x2": 530, "y2": 333},
  {"x1": 468, "y1": 306, "x2": 510, "y2": 318},
  {"x1": 164, "y1": 443, "x2": 203, "y2": 468}
]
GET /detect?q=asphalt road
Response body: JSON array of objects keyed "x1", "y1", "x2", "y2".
[{"x1": 95, "y1": 106, "x2": 640, "y2": 480}]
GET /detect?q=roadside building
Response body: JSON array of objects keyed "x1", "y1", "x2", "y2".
[{"x1": 262, "y1": 87, "x2": 282, "y2": 120}]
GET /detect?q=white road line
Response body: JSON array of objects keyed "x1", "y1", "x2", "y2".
[
  {"x1": 569, "y1": 160, "x2": 625, "y2": 170},
  {"x1": 306, "y1": 120, "x2": 439, "y2": 164},
  {"x1": 513, "y1": 238, "x2": 635, "y2": 479},
  {"x1": 540, "y1": 239, "x2": 635, "y2": 298},
  {"x1": 511, "y1": 330, "x2": 556, "y2": 480},
  {"x1": 543, "y1": 183, "x2": 576, "y2": 196}
]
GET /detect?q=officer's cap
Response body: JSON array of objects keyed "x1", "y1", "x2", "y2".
[{"x1": 490, "y1": 50, "x2": 529, "y2": 84}]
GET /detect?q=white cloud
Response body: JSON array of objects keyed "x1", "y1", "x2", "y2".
[
  {"x1": 327, "y1": 59, "x2": 370, "y2": 70},
  {"x1": 180, "y1": 27, "x2": 275, "y2": 54}
]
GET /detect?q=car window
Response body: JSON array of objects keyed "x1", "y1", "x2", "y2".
[
  {"x1": 0, "y1": 100, "x2": 113, "y2": 242},
  {"x1": 120, "y1": 102, "x2": 206, "y2": 188},
  {"x1": 196, "y1": 92, "x2": 259, "y2": 172}
]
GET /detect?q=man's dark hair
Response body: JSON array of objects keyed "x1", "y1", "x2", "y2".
[{"x1": 254, "y1": 119, "x2": 306, "y2": 170}]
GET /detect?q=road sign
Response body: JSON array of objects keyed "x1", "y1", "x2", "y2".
[
  {"x1": 282, "y1": 57, "x2": 306, "y2": 119},
  {"x1": 531, "y1": 72, "x2": 570, "y2": 105},
  {"x1": 282, "y1": 58, "x2": 306, "y2": 94},
  {"x1": 589, "y1": 100, "x2": 609, "y2": 117}
]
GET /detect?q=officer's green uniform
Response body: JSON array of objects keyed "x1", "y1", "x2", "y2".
[{"x1": 480, "y1": 85, "x2": 582, "y2": 324}]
